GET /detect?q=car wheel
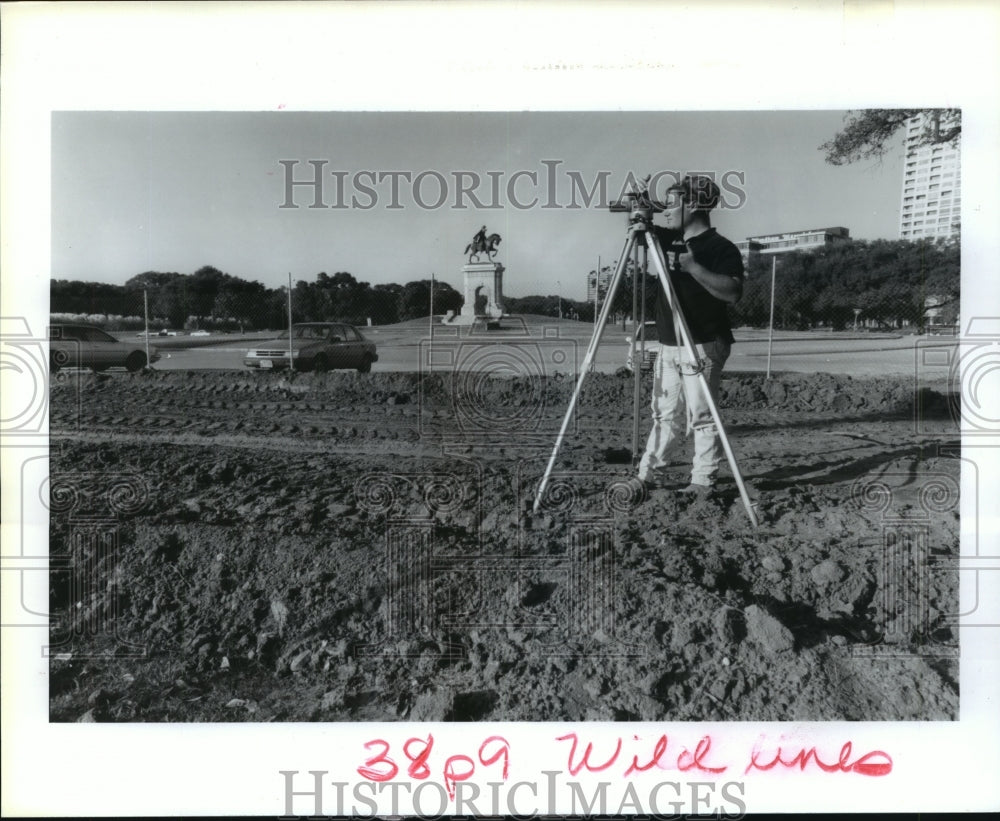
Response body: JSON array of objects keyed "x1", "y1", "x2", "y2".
[
  {"x1": 356, "y1": 355, "x2": 373, "y2": 374},
  {"x1": 313, "y1": 354, "x2": 329, "y2": 373},
  {"x1": 125, "y1": 351, "x2": 147, "y2": 372}
]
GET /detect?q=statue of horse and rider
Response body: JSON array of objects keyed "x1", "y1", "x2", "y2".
[{"x1": 464, "y1": 225, "x2": 502, "y2": 263}]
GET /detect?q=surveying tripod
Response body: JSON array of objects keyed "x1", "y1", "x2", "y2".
[{"x1": 533, "y1": 202, "x2": 759, "y2": 528}]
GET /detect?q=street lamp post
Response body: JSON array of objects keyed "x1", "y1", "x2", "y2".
[
  {"x1": 287, "y1": 272, "x2": 294, "y2": 368},
  {"x1": 594, "y1": 256, "x2": 600, "y2": 326},
  {"x1": 766, "y1": 256, "x2": 776, "y2": 380}
]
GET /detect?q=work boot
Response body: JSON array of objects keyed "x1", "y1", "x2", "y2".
[
  {"x1": 637, "y1": 469, "x2": 672, "y2": 491},
  {"x1": 678, "y1": 483, "x2": 713, "y2": 499}
]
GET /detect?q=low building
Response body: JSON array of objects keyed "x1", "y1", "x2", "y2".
[{"x1": 736, "y1": 227, "x2": 851, "y2": 259}]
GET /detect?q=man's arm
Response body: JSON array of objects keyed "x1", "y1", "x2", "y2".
[
  {"x1": 678, "y1": 255, "x2": 743, "y2": 304},
  {"x1": 639, "y1": 225, "x2": 744, "y2": 303}
]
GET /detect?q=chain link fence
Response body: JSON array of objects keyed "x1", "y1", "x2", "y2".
[
  {"x1": 732, "y1": 237, "x2": 960, "y2": 335},
  {"x1": 582, "y1": 235, "x2": 960, "y2": 337}
]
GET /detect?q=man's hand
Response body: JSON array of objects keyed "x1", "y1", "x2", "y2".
[
  {"x1": 675, "y1": 249, "x2": 743, "y2": 304},
  {"x1": 674, "y1": 251, "x2": 696, "y2": 273}
]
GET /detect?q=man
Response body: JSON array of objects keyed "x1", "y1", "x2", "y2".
[
  {"x1": 472, "y1": 225, "x2": 487, "y2": 252},
  {"x1": 634, "y1": 174, "x2": 744, "y2": 496},
  {"x1": 466, "y1": 225, "x2": 488, "y2": 262}
]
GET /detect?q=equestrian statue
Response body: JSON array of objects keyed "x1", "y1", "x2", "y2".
[{"x1": 464, "y1": 225, "x2": 502, "y2": 263}]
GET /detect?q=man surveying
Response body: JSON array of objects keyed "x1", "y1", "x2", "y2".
[
  {"x1": 533, "y1": 171, "x2": 756, "y2": 525},
  {"x1": 633, "y1": 174, "x2": 744, "y2": 497}
]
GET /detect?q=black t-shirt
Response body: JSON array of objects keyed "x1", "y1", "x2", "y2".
[{"x1": 651, "y1": 226, "x2": 744, "y2": 346}]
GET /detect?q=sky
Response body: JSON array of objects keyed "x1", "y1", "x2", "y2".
[{"x1": 51, "y1": 110, "x2": 906, "y2": 301}]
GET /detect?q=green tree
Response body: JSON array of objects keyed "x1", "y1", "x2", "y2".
[
  {"x1": 503, "y1": 295, "x2": 545, "y2": 316},
  {"x1": 397, "y1": 279, "x2": 462, "y2": 321},
  {"x1": 213, "y1": 279, "x2": 270, "y2": 329},
  {"x1": 398, "y1": 280, "x2": 433, "y2": 321},
  {"x1": 727, "y1": 238, "x2": 959, "y2": 331},
  {"x1": 820, "y1": 108, "x2": 960, "y2": 165},
  {"x1": 430, "y1": 280, "x2": 463, "y2": 315},
  {"x1": 188, "y1": 265, "x2": 228, "y2": 321},
  {"x1": 51, "y1": 280, "x2": 126, "y2": 316},
  {"x1": 265, "y1": 288, "x2": 292, "y2": 330},
  {"x1": 291, "y1": 279, "x2": 321, "y2": 322},
  {"x1": 125, "y1": 271, "x2": 189, "y2": 327},
  {"x1": 729, "y1": 254, "x2": 774, "y2": 327},
  {"x1": 369, "y1": 283, "x2": 402, "y2": 325}
]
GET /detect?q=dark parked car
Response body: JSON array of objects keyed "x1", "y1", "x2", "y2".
[
  {"x1": 49, "y1": 324, "x2": 160, "y2": 372},
  {"x1": 244, "y1": 322, "x2": 378, "y2": 373}
]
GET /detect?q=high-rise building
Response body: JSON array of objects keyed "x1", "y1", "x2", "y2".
[
  {"x1": 899, "y1": 111, "x2": 961, "y2": 240},
  {"x1": 587, "y1": 267, "x2": 613, "y2": 302}
]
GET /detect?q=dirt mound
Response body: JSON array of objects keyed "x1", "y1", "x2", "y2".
[
  {"x1": 48, "y1": 370, "x2": 959, "y2": 722},
  {"x1": 49, "y1": 368, "x2": 952, "y2": 415}
]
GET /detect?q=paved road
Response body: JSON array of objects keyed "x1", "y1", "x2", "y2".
[{"x1": 151, "y1": 325, "x2": 958, "y2": 382}]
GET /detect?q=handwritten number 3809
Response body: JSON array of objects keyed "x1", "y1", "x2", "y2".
[{"x1": 358, "y1": 735, "x2": 510, "y2": 798}]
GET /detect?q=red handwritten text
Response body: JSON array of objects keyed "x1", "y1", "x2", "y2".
[
  {"x1": 358, "y1": 731, "x2": 892, "y2": 806},
  {"x1": 557, "y1": 733, "x2": 728, "y2": 777},
  {"x1": 746, "y1": 739, "x2": 893, "y2": 777},
  {"x1": 358, "y1": 734, "x2": 511, "y2": 799}
]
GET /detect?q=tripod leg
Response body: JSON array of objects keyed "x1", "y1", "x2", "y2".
[
  {"x1": 640, "y1": 242, "x2": 648, "y2": 374},
  {"x1": 631, "y1": 240, "x2": 642, "y2": 459},
  {"x1": 533, "y1": 233, "x2": 636, "y2": 514},
  {"x1": 644, "y1": 230, "x2": 759, "y2": 528}
]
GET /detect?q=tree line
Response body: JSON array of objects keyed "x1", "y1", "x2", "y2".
[
  {"x1": 579, "y1": 235, "x2": 959, "y2": 331},
  {"x1": 732, "y1": 236, "x2": 959, "y2": 330},
  {"x1": 52, "y1": 235, "x2": 958, "y2": 332},
  {"x1": 51, "y1": 266, "x2": 463, "y2": 330}
]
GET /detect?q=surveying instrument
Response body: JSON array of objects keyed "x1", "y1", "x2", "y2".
[{"x1": 532, "y1": 179, "x2": 759, "y2": 528}]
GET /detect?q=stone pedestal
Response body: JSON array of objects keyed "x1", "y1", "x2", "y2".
[{"x1": 449, "y1": 262, "x2": 505, "y2": 325}]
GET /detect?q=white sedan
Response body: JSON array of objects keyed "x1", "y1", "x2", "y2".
[{"x1": 625, "y1": 321, "x2": 662, "y2": 373}]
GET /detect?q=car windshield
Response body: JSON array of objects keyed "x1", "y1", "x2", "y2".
[
  {"x1": 288, "y1": 326, "x2": 332, "y2": 340},
  {"x1": 84, "y1": 328, "x2": 117, "y2": 343}
]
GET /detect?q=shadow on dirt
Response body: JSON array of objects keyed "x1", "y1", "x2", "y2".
[
  {"x1": 446, "y1": 689, "x2": 499, "y2": 720},
  {"x1": 744, "y1": 440, "x2": 960, "y2": 491}
]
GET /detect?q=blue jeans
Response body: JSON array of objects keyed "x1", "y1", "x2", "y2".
[{"x1": 637, "y1": 338, "x2": 731, "y2": 487}]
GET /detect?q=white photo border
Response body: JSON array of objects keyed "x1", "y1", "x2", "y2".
[{"x1": 2, "y1": 1, "x2": 999, "y2": 816}]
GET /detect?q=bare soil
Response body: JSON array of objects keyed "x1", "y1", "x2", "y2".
[{"x1": 48, "y1": 368, "x2": 960, "y2": 722}]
